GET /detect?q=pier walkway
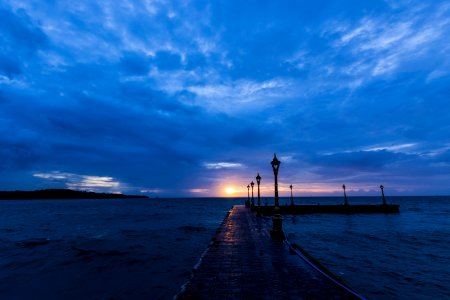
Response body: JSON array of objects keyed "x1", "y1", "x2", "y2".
[{"x1": 177, "y1": 205, "x2": 358, "y2": 299}]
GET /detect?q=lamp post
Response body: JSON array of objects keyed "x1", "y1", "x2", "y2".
[
  {"x1": 271, "y1": 154, "x2": 281, "y2": 207},
  {"x1": 380, "y1": 185, "x2": 386, "y2": 205},
  {"x1": 343, "y1": 184, "x2": 348, "y2": 206},
  {"x1": 251, "y1": 181, "x2": 255, "y2": 208},
  {"x1": 246, "y1": 184, "x2": 250, "y2": 208},
  {"x1": 290, "y1": 184, "x2": 294, "y2": 206},
  {"x1": 270, "y1": 153, "x2": 283, "y2": 240},
  {"x1": 256, "y1": 173, "x2": 261, "y2": 207}
]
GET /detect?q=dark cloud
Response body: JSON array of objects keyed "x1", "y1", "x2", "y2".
[
  {"x1": 0, "y1": 91, "x2": 8, "y2": 103},
  {"x1": 312, "y1": 150, "x2": 406, "y2": 171},
  {"x1": 119, "y1": 51, "x2": 150, "y2": 75},
  {"x1": 0, "y1": 6, "x2": 47, "y2": 77},
  {"x1": 0, "y1": 140, "x2": 41, "y2": 170},
  {"x1": 152, "y1": 51, "x2": 182, "y2": 70},
  {"x1": 0, "y1": 57, "x2": 22, "y2": 77}
]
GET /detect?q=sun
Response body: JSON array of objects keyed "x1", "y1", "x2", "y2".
[{"x1": 224, "y1": 187, "x2": 236, "y2": 196}]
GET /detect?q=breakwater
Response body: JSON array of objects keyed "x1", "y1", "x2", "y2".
[{"x1": 256, "y1": 204, "x2": 400, "y2": 215}]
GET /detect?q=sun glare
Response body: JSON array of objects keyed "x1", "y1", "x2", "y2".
[{"x1": 224, "y1": 187, "x2": 236, "y2": 196}]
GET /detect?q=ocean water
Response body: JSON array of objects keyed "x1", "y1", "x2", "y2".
[
  {"x1": 283, "y1": 196, "x2": 450, "y2": 299},
  {"x1": 0, "y1": 198, "x2": 236, "y2": 299},
  {"x1": 0, "y1": 197, "x2": 449, "y2": 299}
]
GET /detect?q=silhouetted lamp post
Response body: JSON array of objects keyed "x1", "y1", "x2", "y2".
[
  {"x1": 290, "y1": 184, "x2": 294, "y2": 206},
  {"x1": 256, "y1": 173, "x2": 261, "y2": 207},
  {"x1": 380, "y1": 185, "x2": 386, "y2": 205},
  {"x1": 251, "y1": 181, "x2": 255, "y2": 208},
  {"x1": 271, "y1": 154, "x2": 281, "y2": 207},
  {"x1": 343, "y1": 184, "x2": 348, "y2": 206},
  {"x1": 271, "y1": 153, "x2": 283, "y2": 239},
  {"x1": 246, "y1": 184, "x2": 250, "y2": 208}
]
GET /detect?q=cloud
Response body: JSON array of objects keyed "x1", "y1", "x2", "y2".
[
  {"x1": 313, "y1": 150, "x2": 406, "y2": 172},
  {"x1": 152, "y1": 51, "x2": 183, "y2": 70},
  {"x1": 33, "y1": 171, "x2": 122, "y2": 191},
  {"x1": 119, "y1": 51, "x2": 150, "y2": 75},
  {"x1": 0, "y1": 1, "x2": 450, "y2": 195},
  {"x1": 204, "y1": 162, "x2": 244, "y2": 170},
  {"x1": 320, "y1": 3, "x2": 450, "y2": 81},
  {"x1": 189, "y1": 188, "x2": 208, "y2": 193},
  {"x1": 0, "y1": 5, "x2": 47, "y2": 77},
  {"x1": 140, "y1": 188, "x2": 162, "y2": 194},
  {"x1": 183, "y1": 78, "x2": 300, "y2": 113},
  {"x1": 364, "y1": 143, "x2": 417, "y2": 153}
]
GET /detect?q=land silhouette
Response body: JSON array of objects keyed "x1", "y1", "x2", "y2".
[{"x1": 0, "y1": 189, "x2": 148, "y2": 200}]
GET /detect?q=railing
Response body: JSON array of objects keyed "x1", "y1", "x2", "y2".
[{"x1": 283, "y1": 232, "x2": 366, "y2": 300}]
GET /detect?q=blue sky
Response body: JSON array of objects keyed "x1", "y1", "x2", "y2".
[{"x1": 1, "y1": 0, "x2": 450, "y2": 197}]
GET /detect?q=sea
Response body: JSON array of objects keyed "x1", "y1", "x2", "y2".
[{"x1": 0, "y1": 196, "x2": 449, "y2": 299}]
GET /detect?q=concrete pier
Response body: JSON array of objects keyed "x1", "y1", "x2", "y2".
[
  {"x1": 258, "y1": 204, "x2": 400, "y2": 215},
  {"x1": 176, "y1": 205, "x2": 361, "y2": 299}
]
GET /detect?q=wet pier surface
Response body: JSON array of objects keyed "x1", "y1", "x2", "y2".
[{"x1": 177, "y1": 205, "x2": 358, "y2": 299}]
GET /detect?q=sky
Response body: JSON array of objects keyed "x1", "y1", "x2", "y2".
[{"x1": 1, "y1": 0, "x2": 450, "y2": 197}]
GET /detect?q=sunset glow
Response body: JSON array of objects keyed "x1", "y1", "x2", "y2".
[
  {"x1": 224, "y1": 187, "x2": 236, "y2": 196},
  {"x1": 1, "y1": 0, "x2": 449, "y2": 197}
]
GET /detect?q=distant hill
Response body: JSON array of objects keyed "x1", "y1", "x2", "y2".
[{"x1": 0, "y1": 189, "x2": 149, "y2": 200}]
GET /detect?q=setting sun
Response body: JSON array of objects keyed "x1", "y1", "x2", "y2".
[{"x1": 224, "y1": 187, "x2": 236, "y2": 196}]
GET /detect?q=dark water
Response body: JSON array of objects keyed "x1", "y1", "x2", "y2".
[
  {"x1": 0, "y1": 198, "x2": 236, "y2": 299},
  {"x1": 0, "y1": 197, "x2": 449, "y2": 299},
  {"x1": 283, "y1": 196, "x2": 450, "y2": 300}
]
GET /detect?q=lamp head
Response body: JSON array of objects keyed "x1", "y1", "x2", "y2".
[
  {"x1": 271, "y1": 153, "x2": 281, "y2": 172},
  {"x1": 256, "y1": 173, "x2": 261, "y2": 184}
]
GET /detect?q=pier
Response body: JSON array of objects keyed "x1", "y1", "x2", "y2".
[
  {"x1": 176, "y1": 154, "x2": 398, "y2": 299},
  {"x1": 257, "y1": 204, "x2": 400, "y2": 215},
  {"x1": 176, "y1": 205, "x2": 362, "y2": 299}
]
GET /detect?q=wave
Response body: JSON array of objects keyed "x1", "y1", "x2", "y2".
[
  {"x1": 71, "y1": 246, "x2": 129, "y2": 257},
  {"x1": 177, "y1": 225, "x2": 208, "y2": 233},
  {"x1": 16, "y1": 238, "x2": 52, "y2": 248}
]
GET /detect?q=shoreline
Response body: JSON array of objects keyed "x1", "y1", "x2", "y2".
[{"x1": 0, "y1": 189, "x2": 149, "y2": 200}]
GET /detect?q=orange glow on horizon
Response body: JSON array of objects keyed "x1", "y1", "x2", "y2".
[
  {"x1": 227, "y1": 183, "x2": 346, "y2": 197},
  {"x1": 215, "y1": 177, "x2": 360, "y2": 197},
  {"x1": 224, "y1": 186, "x2": 236, "y2": 196}
]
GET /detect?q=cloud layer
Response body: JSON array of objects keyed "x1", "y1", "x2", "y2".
[{"x1": 1, "y1": 0, "x2": 450, "y2": 196}]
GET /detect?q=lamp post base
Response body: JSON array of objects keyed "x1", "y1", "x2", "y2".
[
  {"x1": 270, "y1": 226, "x2": 284, "y2": 240},
  {"x1": 271, "y1": 207, "x2": 284, "y2": 240},
  {"x1": 256, "y1": 206, "x2": 261, "y2": 216}
]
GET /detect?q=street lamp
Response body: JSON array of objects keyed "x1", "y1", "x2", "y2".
[
  {"x1": 246, "y1": 184, "x2": 250, "y2": 208},
  {"x1": 343, "y1": 184, "x2": 348, "y2": 206},
  {"x1": 380, "y1": 185, "x2": 386, "y2": 205},
  {"x1": 251, "y1": 181, "x2": 255, "y2": 208},
  {"x1": 256, "y1": 173, "x2": 261, "y2": 207},
  {"x1": 290, "y1": 184, "x2": 294, "y2": 206},
  {"x1": 270, "y1": 153, "x2": 283, "y2": 240},
  {"x1": 271, "y1": 153, "x2": 281, "y2": 207}
]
